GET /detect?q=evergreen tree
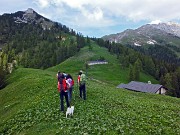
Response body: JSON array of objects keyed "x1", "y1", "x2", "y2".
[
  {"x1": 87, "y1": 36, "x2": 90, "y2": 45},
  {"x1": 174, "y1": 68, "x2": 180, "y2": 97},
  {"x1": 172, "y1": 72, "x2": 179, "y2": 97},
  {"x1": 154, "y1": 69, "x2": 160, "y2": 80},
  {"x1": 2, "y1": 53, "x2": 8, "y2": 67},
  {"x1": 0, "y1": 52, "x2": 2, "y2": 66},
  {"x1": 133, "y1": 59, "x2": 141, "y2": 81},
  {"x1": 0, "y1": 65, "x2": 6, "y2": 89},
  {"x1": 143, "y1": 57, "x2": 155, "y2": 76},
  {"x1": 128, "y1": 64, "x2": 134, "y2": 81},
  {"x1": 87, "y1": 36, "x2": 93, "y2": 51},
  {"x1": 164, "y1": 73, "x2": 175, "y2": 96},
  {"x1": 120, "y1": 56, "x2": 129, "y2": 68}
]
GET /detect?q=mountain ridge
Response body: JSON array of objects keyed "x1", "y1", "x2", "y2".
[
  {"x1": 3, "y1": 8, "x2": 54, "y2": 30},
  {"x1": 102, "y1": 22, "x2": 180, "y2": 64},
  {"x1": 102, "y1": 22, "x2": 180, "y2": 44}
]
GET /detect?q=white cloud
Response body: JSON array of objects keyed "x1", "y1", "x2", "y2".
[
  {"x1": 31, "y1": 0, "x2": 180, "y2": 37},
  {"x1": 54, "y1": 0, "x2": 86, "y2": 9},
  {"x1": 33, "y1": 0, "x2": 50, "y2": 8},
  {"x1": 33, "y1": 0, "x2": 180, "y2": 25},
  {"x1": 84, "y1": 7, "x2": 103, "y2": 21},
  {"x1": 149, "y1": 20, "x2": 162, "y2": 24},
  {"x1": 1, "y1": 0, "x2": 180, "y2": 37}
]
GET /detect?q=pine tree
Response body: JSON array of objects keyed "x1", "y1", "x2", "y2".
[
  {"x1": 2, "y1": 53, "x2": 8, "y2": 68},
  {"x1": 133, "y1": 59, "x2": 141, "y2": 81},
  {"x1": 120, "y1": 56, "x2": 129, "y2": 68},
  {"x1": 128, "y1": 64, "x2": 134, "y2": 81},
  {"x1": 164, "y1": 73, "x2": 175, "y2": 96},
  {"x1": 0, "y1": 52, "x2": 2, "y2": 66},
  {"x1": 174, "y1": 68, "x2": 180, "y2": 97},
  {"x1": 0, "y1": 65, "x2": 6, "y2": 89},
  {"x1": 143, "y1": 57, "x2": 155, "y2": 76}
]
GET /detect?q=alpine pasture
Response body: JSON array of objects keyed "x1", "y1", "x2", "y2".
[{"x1": 0, "y1": 45, "x2": 180, "y2": 135}]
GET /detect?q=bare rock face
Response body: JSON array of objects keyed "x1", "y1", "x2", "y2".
[
  {"x1": 13, "y1": 8, "x2": 54, "y2": 30},
  {"x1": 21, "y1": 8, "x2": 36, "y2": 23},
  {"x1": 151, "y1": 22, "x2": 180, "y2": 38},
  {"x1": 25, "y1": 8, "x2": 34, "y2": 14}
]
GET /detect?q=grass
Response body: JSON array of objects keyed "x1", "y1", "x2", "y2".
[
  {"x1": 0, "y1": 44, "x2": 179, "y2": 134},
  {"x1": 48, "y1": 43, "x2": 158, "y2": 85},
  {"x1": 0, "y1": 68, "x2": 180, "y2": 134}
]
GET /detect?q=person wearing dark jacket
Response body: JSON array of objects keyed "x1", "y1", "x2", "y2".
[{"x1": 57, "y1": 72, "x2": 70, "y2": 112}]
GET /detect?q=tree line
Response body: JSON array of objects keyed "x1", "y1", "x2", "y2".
[
  {"x1": 129, "y1": 44, "x2": 180, "y2": 65},
  {"x1": 92, "y1": 38, "x2": 180, "y2": 98}
]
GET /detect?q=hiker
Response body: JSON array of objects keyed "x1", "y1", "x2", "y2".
[
  {"x1": 56, "y1": 71, "x2": 60, "y2": 80},
  {"x1": 63, "y1": 72, "x2": 67, "y2": 78},
  {"x1": 56, "y1": 71, "x2": 60, "y2": 88},
  {"x1": 57, "y1": 71, "x2": 70, "y2": 112},
  {"x1": 66, "y1": 74, "x2": 74, "y2": 102},
  {"x1": 78, "y1": 70, "x2": 87, "y2": 100}
]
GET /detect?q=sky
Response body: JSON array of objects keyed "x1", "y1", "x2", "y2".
[{"x1": 0, "y1": 0, "x2": 180, "y2": 38}]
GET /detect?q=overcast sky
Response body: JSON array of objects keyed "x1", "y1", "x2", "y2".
[{"x1": 0, "y1": 0, "x2": 180, "y2": 37}]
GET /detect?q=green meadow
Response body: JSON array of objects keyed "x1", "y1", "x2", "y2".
[{"x1": 0, "y1": 45, "x2": 180, "y2": 134}]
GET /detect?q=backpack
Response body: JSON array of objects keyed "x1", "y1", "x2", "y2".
[
  {"x1": 57, "y1": 79, "x2": 67, "y2": 92},
  {"x1": 71, "y1": 80, "x2": 74, "y2": 86},
  {"x1": 66, "y1": 78, "x2": 74, "y2": 88},
  {"x1": 66, "y1": 78, "x2": 72, "y2": 88},
  {"x1": 57, "y1": 73, "x2": 67, "y2": 92},
  {"x1": 58, "y1": 73, "x2": 64, "y2": 84},
  {"x1": 80, "y1": 73, "x2": 86, "y2": 84}
]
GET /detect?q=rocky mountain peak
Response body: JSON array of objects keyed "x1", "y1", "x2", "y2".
[
  {"x1": 12, "y1": 8, "x2": 54, "y2": 30},
  {"x1": 13, "y1": 8, "x2": 37, "y2": 24},
  {"x1": 166, "y1": 22, "x2": 180, "y2": 27},
  {"x1": 102, "y1": 21, "x2": 180, "y2": 53},
  {"x1": 25, "y1": 8, "x2": 35, "y2": 14},
  {"x1": 151, "y1": 22, "x2": 180, "y2": 37}
]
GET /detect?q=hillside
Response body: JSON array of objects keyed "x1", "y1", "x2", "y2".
[
  {"x1": 1, "y1": 45, "x2": 180, "y2": 134},
  {"x1": 0, "y1": 8, "x2": 86, "y2": 69},
  {"x1": 102, "y1": 22, "x2": 180, "y2": 64},
  {"x1": 47, "y1": 43, "x2": 158, "y2": 85}
]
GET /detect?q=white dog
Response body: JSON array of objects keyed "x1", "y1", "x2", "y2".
[{"x1": 66, "y1": 106, "x2": 74, "y2": 118}]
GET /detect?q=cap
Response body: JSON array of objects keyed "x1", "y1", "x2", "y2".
[{"x1": 80, "y1": 70, "x2": 83, "y2": 73}]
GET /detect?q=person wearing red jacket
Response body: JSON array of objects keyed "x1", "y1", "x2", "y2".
[{"x1": 57, "y1": 71, "x2": 70, "y2": 112}]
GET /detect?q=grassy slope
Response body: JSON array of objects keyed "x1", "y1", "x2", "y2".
[
  {"x1": 0, "y1": 44, "x2": 180, "y2": 134},
  {"x1": 48, "y1": 43, "x2": 158, "y2": 85}
]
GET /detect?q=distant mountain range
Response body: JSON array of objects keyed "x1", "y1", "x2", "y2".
[
  {"x1": 102, "y1": 22, "x2": 180, "y2": 59},
  {"x1": 102, "y1": 22, "x2": 180, "y2": 46}
]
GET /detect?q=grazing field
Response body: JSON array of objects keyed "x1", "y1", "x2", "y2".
[
  {"x1": 0, "y1": 45, "x2": 179, "y2": 134},
  {"x1": 0, "y1": 68, "x2": 180, "y2": 134}
]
